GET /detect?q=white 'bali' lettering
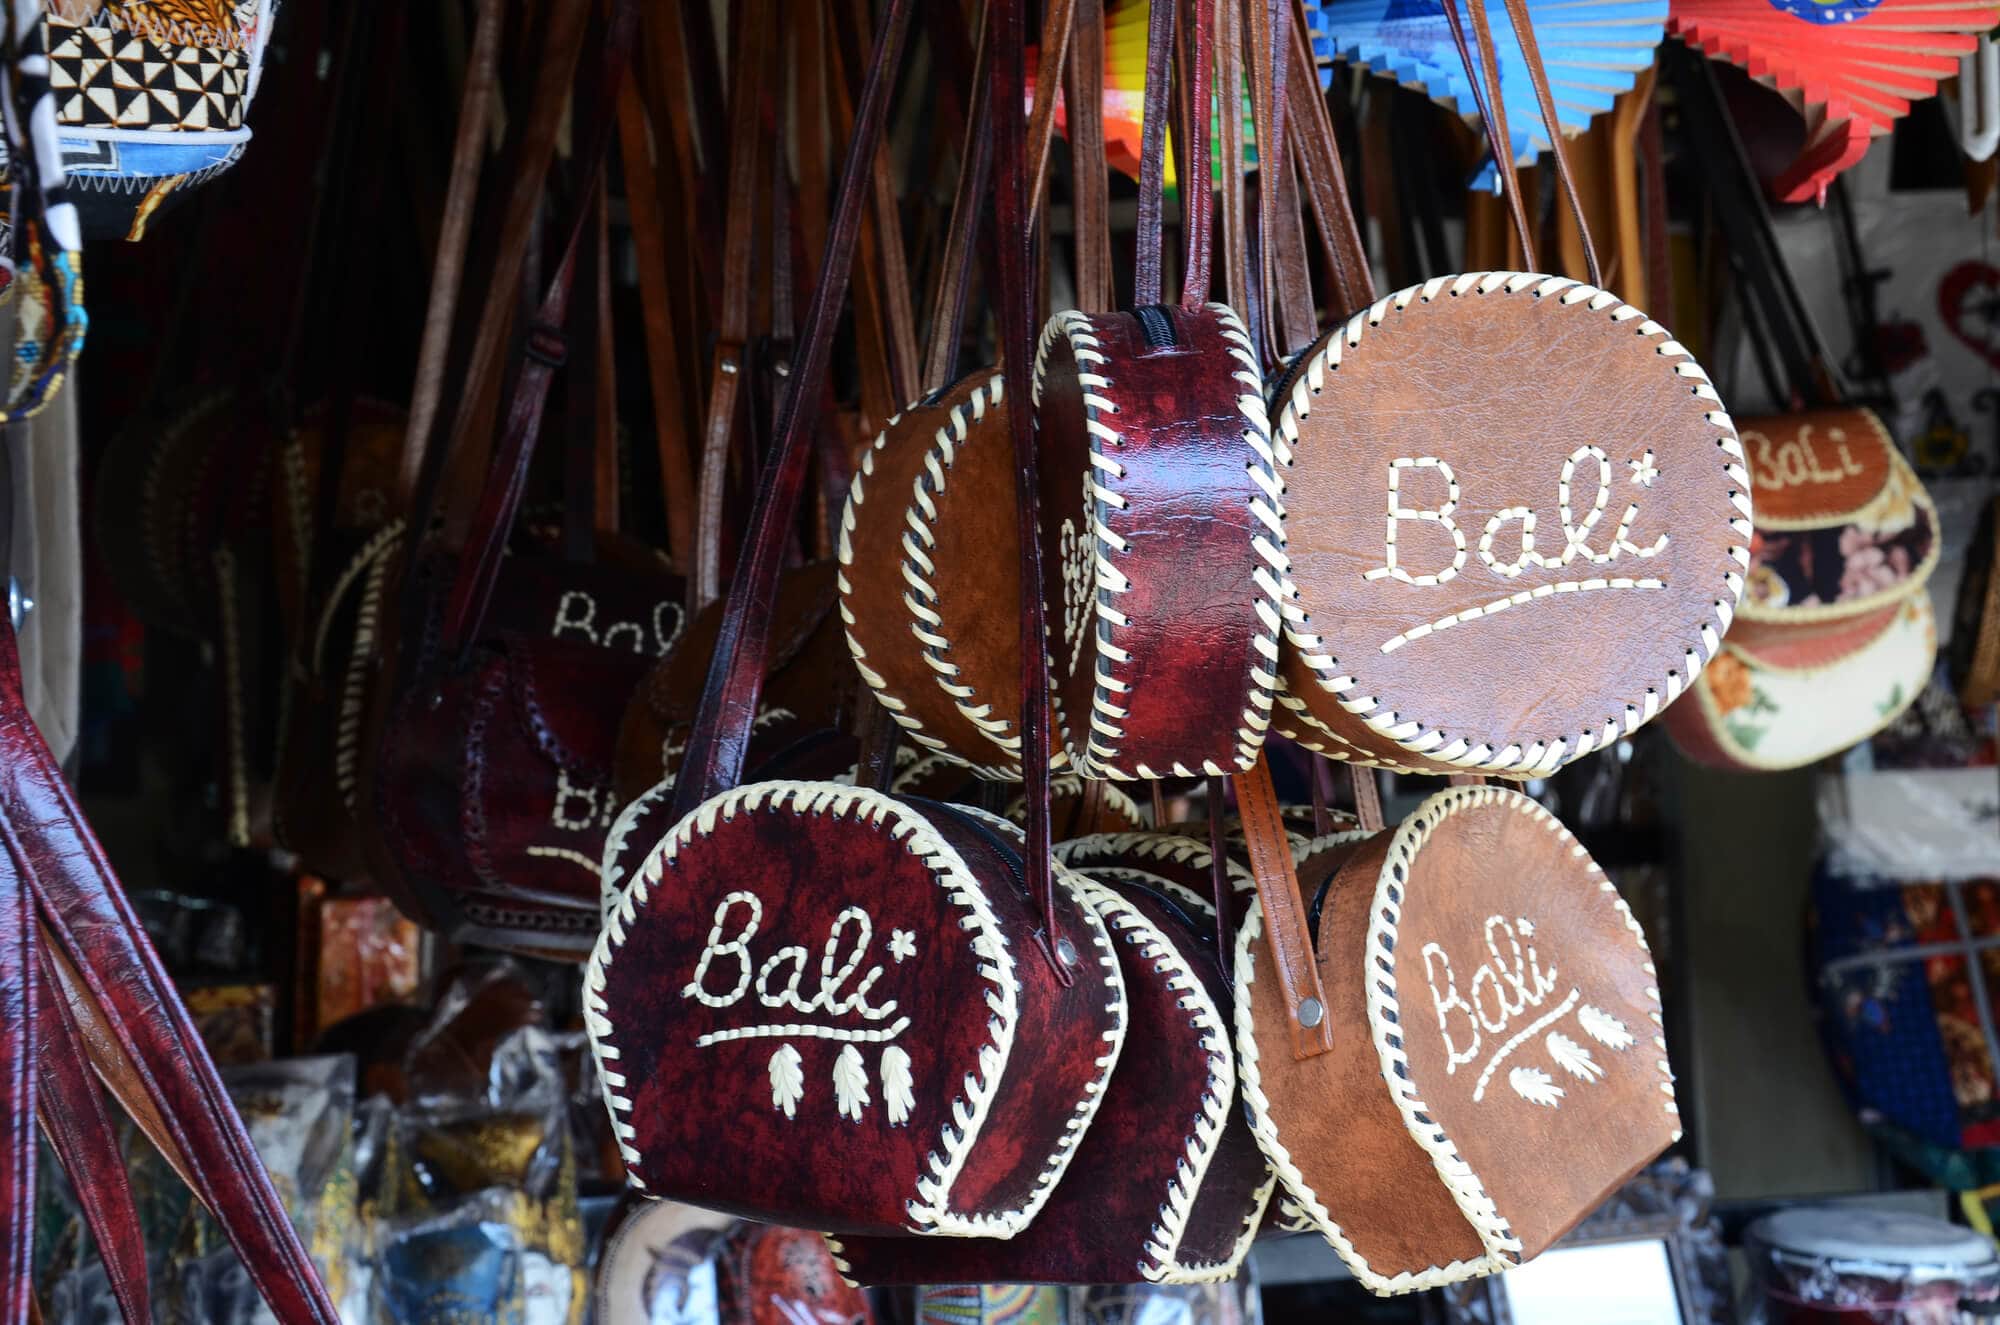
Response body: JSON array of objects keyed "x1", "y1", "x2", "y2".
[
  {"x1": 1366, "y1": 447, "x2": 1669, "y2": 587},
  {"x1": 688, "y1": 892, "x2": 916, "y2": 1127},
  {"x1": 550, "y1": 768, "x2": 616, "y2": 832},
  {"x1": 1746, "y1": 421, "x2": 1866, "y2": 493},
  {"x1": 1421, "y1": 914, "x2": 1638, "y2": 1110},
  {"x1": 550, "y1": 590, "x2": 685, "y2": 657}
]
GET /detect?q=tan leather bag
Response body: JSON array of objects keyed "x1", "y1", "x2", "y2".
[{"x1": 1231, "y1": 770, "x2": 1678, "y2": 1294}]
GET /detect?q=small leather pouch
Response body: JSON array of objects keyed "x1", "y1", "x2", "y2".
[{"x1": 831, "y1": 829, "x2": 1273, "y2": 1284}]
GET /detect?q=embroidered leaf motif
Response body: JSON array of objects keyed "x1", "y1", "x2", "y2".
[
  {"x1": 881, "y1": 1045, "x2": 915, "y2": 1125},
  {"x1": 1579, "y1": 1004, "x2": 1636, "y2": 1051},
  {"x1": 769, "y1": 1044, "x2": 804, "y2": 1119},
  {"x1": 833, "y1": 1045, "x2": 870, "y2": 1122},
  {"x1": 1547, "y1": 1031, "x2": 1603, "y2": 1082},
  {"x1": 1510, "y1": 1066, "x2": 1565, "y2": 1108}
]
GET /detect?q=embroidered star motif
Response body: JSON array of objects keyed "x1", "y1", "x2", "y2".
[
  {"x1": 888, "y1": 929, "x2": 917, "y2": 964},
  {"x1": 1627, "y1": 449, "x2": 1660, "y2": 488}
]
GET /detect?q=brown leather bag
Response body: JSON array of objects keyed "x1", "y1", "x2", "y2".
[{"x1": 1270, "y1": 0, "x2": 1750, "y2": 780}]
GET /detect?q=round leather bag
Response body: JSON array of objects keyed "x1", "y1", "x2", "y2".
[
  {"x1": 1271, "y1": 272, "x2": 1752, "y2": 777},
  {"x1": 829, "y1": 870, "x2": 1271, "y2": 1284},
  {"x1": 838, "y1": 370, "x2": 1043, "y2": 777},
  {"x1": 586, "y1": 782, "x2": 1126, "y2": 1236},
  {"x1": 1033, "y1": 303, "x2": 1281, "y2": 781},
  {"x1": 1233, "y1": 784, "x2": 1678, "y2": 1295}
]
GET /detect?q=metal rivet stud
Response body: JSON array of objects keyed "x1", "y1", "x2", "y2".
[
  {"x1": 1297, "y1": 997, "x2": 1324, "y2": 1029},
  {"x1": 1055, "y1": 937, "x2": 1078, "y2": 966}
]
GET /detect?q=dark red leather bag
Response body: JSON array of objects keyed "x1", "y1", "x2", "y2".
[
  {"x1": 353, "y1": 0, "x2": 686, "y2": 960},
  {"x1": 586, "y1": 0, "x2": 1126, "y2": 1238}
]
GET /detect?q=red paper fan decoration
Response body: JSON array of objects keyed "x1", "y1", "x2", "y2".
[{"x1": 1669, "y1": 0, "x2": 1999, "y2": 203}]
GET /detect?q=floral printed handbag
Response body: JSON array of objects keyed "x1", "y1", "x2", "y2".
[
  {"x1": 586, "y1": 0, "x2": 1126, "y2": 1237},
  {"x1": 1664, "y1": 409, "x2": 1939, "y2": 770}
]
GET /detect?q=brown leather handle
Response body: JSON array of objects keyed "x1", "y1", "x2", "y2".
[
  {"x1": 1286, "y1": 2, "x2": 1374, "y2": 312},
  {"x1": 921, "y1": 1, "x2": 996, "y2": 392},
  {"x1": 1134, "y1": 0, "x2": 1177, "y2": 306},
  {"x1": 1067, "y1": 0, "x2": 1114, "y2": 315},
  {"x1": 1237, "y1": 753, "x2": 1332, "y2": 1057},
  {"x1": 670, "y1": 0, "x2": 916, "y2": 818},
  {"x1": 692, "y1": 0, "x2": 778, "y2": 611},
  {"x1": 995, "y1": 0, "x2": 1072, "y2": 982},
  {"x1": 1178, "y1": 0, "x2": 1215, "y2": 310}
]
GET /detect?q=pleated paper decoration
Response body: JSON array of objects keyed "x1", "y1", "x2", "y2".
[
  {"x1": 1669, "y1": 0, "x2": 2000, "y2": 203},
  {"x1": 1304, "y1": 0, "x2": 1669, "y2": 164},
  {"x1": 1026, "y1": 0, "x2": 1257, "y2": 186}
]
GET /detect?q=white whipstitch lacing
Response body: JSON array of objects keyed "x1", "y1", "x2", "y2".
[
  {"x1": 1272, "y1": 272, "x2": 1752, "y2": 776},
  {"x1": 1032, "y1": 305, "x2": 1280, "y2": 781}
]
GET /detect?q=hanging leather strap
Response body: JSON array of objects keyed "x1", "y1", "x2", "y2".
[
  {"x1": 34, "y1": 941, "x2": 150, "y2": 1325},
  {"x1": 397, "y1": 0, "x2": 503, "y2": 511},
  {"x1": 670, "y1": 0, "x2": 916, "y2": 817},
  {"x1": 1218, "y1": 0, "x2": 1250, "y2": 315},
  {"x1": 1133, "y1": 0, "x2": 1177, "y2": 306},
  {"x1": 0, "y1": 828, "x2": 31, "y2": 1325},
  {"x1": 1492, "y1": 0, "x2": 1600, "y2": 285},
  {"x1": 993, "y1": 0, "x2": 1072, "y2": 982},
  {"x1": 693, "y1": 0, "x2": 777, "y2": 610},
  {"x1": 1237, "y1": 752, "x2": 1331, "y2": 1057},
  {"x1": 1286, "y1": 5, "x2": 1372, "y2": 310},
  {"x1": 1066, "y1": 0, "x2": 1114, "y2": 314},
  {"x1": 1441, "y1": 0, "x2": 1535, "y2": 271},
  {"x1": 617, "y1": 73, "x2": 698, "y2": 571},
  {"x1": 1205, "y1": 775, "x2": 1233, "y2": 972},
  {"x1": 1178, "y1": 0, "x2": 1215, "y2": 309},
  {"x1": 1351, "y1": 764, "x2": 1385, "y2": 830},
  {"x1": 1027, "y1": 0, "x2": 1080, "y2": 222},
  {"x1": 435, "y1": 3, "x2": 640, "y2": 664},
  {"x1": 922, "y1": 3, "x2": 996, "y2": 391}
]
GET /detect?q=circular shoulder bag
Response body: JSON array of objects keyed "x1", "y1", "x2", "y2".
[
  {"x1": 838, "y1": 370, "x2": 1034, "y2": 777},
  {"x1": 1270, "y1": 273, "x2": 1751, "y2": 778},
  {"x1": 1232, "y1": 782, "x2": 1678, "y2": 1293},
  {"x1": 1033, "y1": 302, "x2": 1282, "y2": 781}
]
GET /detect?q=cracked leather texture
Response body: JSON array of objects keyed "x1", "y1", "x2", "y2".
[
  {"x1": 1280, "y1": 284, "x2": 1741, "y2": 760},
  {"x1": 594, "y1": 790, "x2": 1118, "y2": 1234},
  {"x1": 1036, "y1": 305, "x2": 1267, "y2": 777}
]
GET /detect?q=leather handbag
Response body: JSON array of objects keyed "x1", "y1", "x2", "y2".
[
  {"x1": 1032, "y1": 0, "x2": 1279, "y2": 785},
  {"x1": 587, "y1": 0, "x2": 1127, "y2": 1238},
  {"x1": 1268, "y1": 0, "x2": 1750, "y2": 780},
  {"x1": 354, "y1": 0, "x2": 686, "y2": 960},
  {"x1": 1231, "y1": 769, "x2": 1679, "y2": 1293}
]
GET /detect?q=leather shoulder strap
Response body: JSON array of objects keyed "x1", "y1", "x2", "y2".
[
  {"x1": 1133, "y1": 0, "x2": 1177, "y2": 306},
  {"x1": 922, "y1": 3, "x2": 996, "y2": 391},
  {"x1": 1066, "y1": 0, "x2": 1113, "y2": 314},
  {"x1": 670, "y1": 0, "x2": 915, "y2": 817},
  {"x1": 1237, "y1": 753, "x2": 1332, "y2": 1057}
]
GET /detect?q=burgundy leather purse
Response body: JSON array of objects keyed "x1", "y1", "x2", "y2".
[
  {"x1": 1031, "y1": 0, "x2": 1279, "y2": 785},
  {"x1": 587, "y1": 0, "x2": 1126, "y2": 1239},
  {"x1": 354, "y1": 1, "x2": 687, "y2": 961}
]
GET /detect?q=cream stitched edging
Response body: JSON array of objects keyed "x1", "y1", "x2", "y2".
[
  {"x1": 883, "y1": 374, "x2": 1038, "y2": 780},
  {"x1": 1032, "y1": 306, "x2": 1283, "y2": 781},
  {"x1": 1273, "y1": 272, "x2": 1753, "y2": 776},
  {"x1": 1362, "y1": 786, "x2": 1681, "y2": 1271},
  {"x1": 585, "y1": 781, "x2": 1025, "y2": 1235},
  {"x1": 1080, "y1": 879, "x2": 1243, "y2": 1284},
  {"x1": 1231, "y1": 900, "x2": 1506, "y2": 1293},
  {"x1": 1273, "y1": 678, "x2": 1444, "y2": 775},
  {"x1": 1056, "y1": 832, "x2": 1256, "y2": 894},
  {"x1": 331, "y1": 525, "x2": 406, "y2": 814},
  {"x1": 1005, "y1": 776, "x2": 1147, "y2": 830},
  {"x1": 839, "y1": 403, "x2": 954, "y2": 759}
]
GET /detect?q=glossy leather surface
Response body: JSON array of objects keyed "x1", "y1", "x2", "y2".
[{"x1": 0, "y1": 619, "x2": 340, "y2": 1323}]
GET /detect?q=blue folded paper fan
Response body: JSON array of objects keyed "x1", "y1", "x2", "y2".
[{"x1": 1303, "y1": 0, "x2": 1669, "y2": 165}]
